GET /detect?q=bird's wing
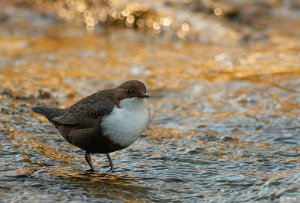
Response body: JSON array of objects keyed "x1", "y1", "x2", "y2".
[{"x1": 52, "y1": 98, "x2": 114, "y2": 126}]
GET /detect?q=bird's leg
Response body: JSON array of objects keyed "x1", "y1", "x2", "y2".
[
  {"x1": 106, "y1": 153, "x2": 114, "y2": 173},
  {"x1": 85, "y1": 152, "x2": 95, "y2": 172}
]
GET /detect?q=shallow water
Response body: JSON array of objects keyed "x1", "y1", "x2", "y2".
[{"x1": 1, "y1": 1, "x2": 300, "y2": 203}]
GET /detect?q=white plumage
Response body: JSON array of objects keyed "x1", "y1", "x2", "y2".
[{"x1": 101, "y1": 97, "x2": 149, "y2": 147}]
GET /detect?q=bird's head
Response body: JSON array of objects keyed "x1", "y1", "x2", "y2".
[{"x1": 113, "y1": 80, "x2": 149, "y2": 107}]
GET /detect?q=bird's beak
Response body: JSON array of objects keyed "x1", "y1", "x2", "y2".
[{"x1": 140, "y1": 94, "x2": 149, "y2": 98}]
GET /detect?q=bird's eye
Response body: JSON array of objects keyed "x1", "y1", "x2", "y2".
[{"x1": 127, "y1": 89, "x2": 132, "y2": 94}]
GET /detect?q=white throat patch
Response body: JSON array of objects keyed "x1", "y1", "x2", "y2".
[{"x1": 101, "y1": 98, "x2": 149, "y2": 147}]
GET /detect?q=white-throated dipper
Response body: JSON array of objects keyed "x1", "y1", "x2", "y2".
[{"x1": 32, "y1": 80, "x2": 149, "y2": 172}]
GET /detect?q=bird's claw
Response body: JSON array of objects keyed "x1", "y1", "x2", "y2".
[
  {"x1": 106, "y1": 167, "x2": 115, "y2": 173},
  {"x1": 86, "y1": 168, "x2": 96, "y2": 173}
]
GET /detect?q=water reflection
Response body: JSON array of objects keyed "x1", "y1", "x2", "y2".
[{"x1": 1, "y1": 1, "x2": 300, "y2": 202}]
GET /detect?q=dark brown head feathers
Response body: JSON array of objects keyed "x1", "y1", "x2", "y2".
[
  {"x1": 118, "y1": 80, "x2": 147, "y2": 94},
  {"x1": 113, "y1": 80, "x2": 148, "y2": 104}
]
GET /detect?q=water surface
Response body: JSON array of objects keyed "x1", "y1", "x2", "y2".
[{"x1": 0, "y1": 1, "x2": 300, "y2": 202}]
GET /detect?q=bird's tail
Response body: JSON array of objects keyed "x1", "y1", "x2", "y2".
[{"x1": 32, "y1": 104, "x2": 64, "y2": 122}]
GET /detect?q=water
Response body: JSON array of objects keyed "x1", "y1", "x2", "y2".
[{"x1": 1, "y1": 1, "x2": 300, "y2": 202}]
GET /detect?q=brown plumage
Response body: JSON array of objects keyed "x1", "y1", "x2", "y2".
[{"x1": 32, "y1": 80, "x2": 149, "y2": 172}]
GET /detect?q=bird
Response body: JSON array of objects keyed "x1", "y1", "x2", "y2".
[{"x1": 32, "y1": 80, "x2": 149, "y2": 172}]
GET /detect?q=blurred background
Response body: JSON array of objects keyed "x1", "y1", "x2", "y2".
[{"x1": 0, "y1": 0, "x2": 300, "y2": 202}]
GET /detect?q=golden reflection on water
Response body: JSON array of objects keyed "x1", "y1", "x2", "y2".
[
  {"x1": 1, "y1": 27, "x2": 299, "y2": 99},
  {"x1": 0, "y1": 1, "x2": 300, "y2": 202}
]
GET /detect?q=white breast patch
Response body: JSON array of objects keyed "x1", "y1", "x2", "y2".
[{"x1": 101, "y1": 98, "x2": 149, "y2": 147}]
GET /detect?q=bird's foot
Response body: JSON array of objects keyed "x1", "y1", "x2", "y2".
[
  {"x1": 105, "y1": 166, "x2": 115, "y2": 173},
  {"x1": 86, "y1": 168, "x2": 96, "y2": 173}
]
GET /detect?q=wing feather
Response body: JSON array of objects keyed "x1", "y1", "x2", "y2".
[{"x1": 52, "y1": 98, "x2": 114, "y2": 125}]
